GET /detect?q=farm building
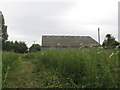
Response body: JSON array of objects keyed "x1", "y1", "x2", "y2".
[{"x1": 42, "y1": 35, "x2": 101, "y2": 50}]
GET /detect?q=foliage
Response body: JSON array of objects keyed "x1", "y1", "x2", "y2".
[
  {"x1": 2, "y1": 41, "x2": 28, "y2": 53},
  {"x1": 24, "y1": 49, "x2": 119, "y2": 88},
  {"x1": 2, "y1": 49, "x2": 120, "y2": 88},
  {"x1": 2, "y1": 52, "x2": 19, "y2": 74},
  {"x1": 1, "y1": 12, "x2": 28, "y2": 53},
  {"x1": 29, "y1": 44, "x2": 41, "y2": 52},
  {"x1": 1, "y1": 12, "x2": 8, "y2": 42},
  {"x1": 2, "y1": 52, "x2": 19, "y2": 87},
  {"x1": 102, "y1": 34, "x2": 119, "y2": 48}
]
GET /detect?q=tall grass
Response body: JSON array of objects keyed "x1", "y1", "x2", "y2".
[
  {"x1": 3, "y1": 49, "x2": 119, "y2": 88},
  {"x1": 24, "y1": 49, "x2": 120, "y2": 88},
  {"x1": 2, "y1": 52, "x2": 19, "y2": 85},
  {"x1": 0, "y1": 51, "x2": 2, "y2": 89}
]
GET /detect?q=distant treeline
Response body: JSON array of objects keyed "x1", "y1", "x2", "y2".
[
  {"x1": 2, "y1": 41, "x2": 41, "y2": 53},
  {"x1": 1, "y1": 11, "x2": 41, "y2": 53},
  {"x1": 2, "y1": 41, "x2": 28, "y2": 53}
]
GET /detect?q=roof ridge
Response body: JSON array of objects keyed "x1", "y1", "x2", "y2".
[{"x1": 42, "y1": 35, "x2": 91, "y2": 37}]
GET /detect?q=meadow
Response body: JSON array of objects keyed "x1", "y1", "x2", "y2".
[{"x1": 2, "y1": 49, "x2": 120, "y2": 88}]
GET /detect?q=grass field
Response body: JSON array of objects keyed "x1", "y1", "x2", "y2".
[{"x1": 2, "y1": 49, "x2": 120, "y2": 88}]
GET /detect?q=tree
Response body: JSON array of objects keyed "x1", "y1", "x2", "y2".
[
  {"x1": 29, "y1": 44, "x2": 41, "y2": 52},
  {"x1": 0, "y1": 11, "x2": 2, "y2": 41},
  {"x1": 0, "y1": 12, "x2": 28, "y2": 53},
  {"x1": 1, "y1": 12, "x2": 8, "y2": 42},
  {"x1": 2, "y1": 41, "x2": 13, "y2": 51},
  {"x1": 2, "y1": 40, "x2": 28, "y2": 53},
  {"x1": 1, "y1": 12, "x2": 8, "y2": 51},
  {"x1": 102, "y1": 34, "x2": 119, "y2": 48},
  {"x1": 13, "y1": 41, "x2": 28, "y2": 53}
]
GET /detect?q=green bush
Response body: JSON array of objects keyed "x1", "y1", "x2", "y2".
[
  {"x1": 2, "y1": 52, "x2": 19, "y2": 80},
  {"x1": 2, "y1": 49, "x2": 120, "y2": 88},
  {"x1": 28, "y1": 49, "x2": 119, "y2": 88}
]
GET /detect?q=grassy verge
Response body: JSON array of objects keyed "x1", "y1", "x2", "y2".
[
  {"x1": 2, "y1": 52, "x2": 19, "y2": 87},
  {"x1": 2, "y1": 49, "x2": 120, "y2": 88},
  {"x1": 24, "y1": 49, "x2": 120, "y2": 88}
]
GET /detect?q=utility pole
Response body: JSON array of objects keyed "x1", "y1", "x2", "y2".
[{"x1": 98, "y1": 28, "x2": 100, "y2": 44}]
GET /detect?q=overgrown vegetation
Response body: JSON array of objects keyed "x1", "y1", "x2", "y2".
[
  {"x1": 102, "y1": 34, "x2": 119, "y2": 48},
  {"x1": 3, "y1": 49, "x2": 120, "y2": 88},
  {"x1": 1, "y1": 11, "x2": 120, "y2": 88},
  {"x1": 2, "y1": 41, "x2": 28, "y2": 53},
  {"x1": 29, "y1": 44, "x2": 41, "y2": 52},
  {"x1": 2, "y1": 52, "x2": 19, "y2": 87},
  {"x1": 1, "y1": 12, "x2": 28, "y2": 53}
]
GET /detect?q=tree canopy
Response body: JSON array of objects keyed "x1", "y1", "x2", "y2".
[
  {"x1": 29, "y1": 44, "x2": 41, "y2": 52},
  {"x1": 1, "y1": 12, "x2": 8, "y2": 42},
  {"x1": 102, "y1": 34, "x2": 119, "y2": 48},
  {"x1": 1, "y1": 12, "x2": 28, "y2": 53},
  {"x1": 2, "y1": 41, "x2": 28, "y2": 53}
]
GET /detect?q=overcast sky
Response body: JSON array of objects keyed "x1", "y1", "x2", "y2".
[{"x1": 0, "y1": 0, "x2": 119, "y2": 47}]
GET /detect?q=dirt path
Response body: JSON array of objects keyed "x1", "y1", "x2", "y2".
[{"x1": 4, "y1": 59, "x2": 37, "y2": 88}]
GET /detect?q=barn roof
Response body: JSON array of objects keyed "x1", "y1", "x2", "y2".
[{"x1": 42, "y1": 35, "x2": 100, "y2": 47}]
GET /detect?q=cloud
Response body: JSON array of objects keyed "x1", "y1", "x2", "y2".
[
  {"x1": 0, "y1": 0, "x2": 119, "y2": 47},
  {"x1": 0, "y1": 0, "x2": 74, "y2": 3}
]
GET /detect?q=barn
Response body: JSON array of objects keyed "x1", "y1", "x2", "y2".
[{"x1": 42, "y1": 35, "x2": 101, "y2": 50}]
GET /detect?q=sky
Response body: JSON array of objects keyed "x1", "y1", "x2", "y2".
[{"x1": 0, "y1": 0, "x2": 119, "y2": 47}]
